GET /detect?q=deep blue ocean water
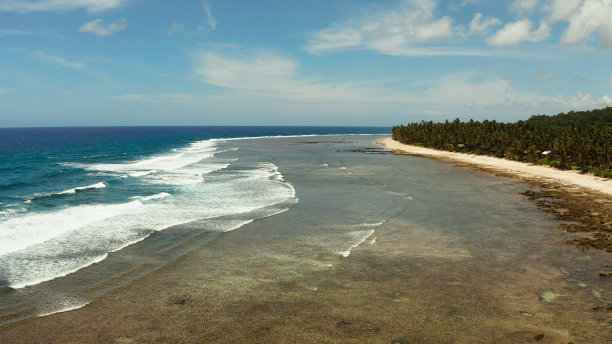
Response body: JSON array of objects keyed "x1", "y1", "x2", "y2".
[
  {"x1": 0, "y1": 126, "x2": 389, "y2": 290},
  {"x1": 0, "y1": 127, "x2": 388, "y2": 207}
]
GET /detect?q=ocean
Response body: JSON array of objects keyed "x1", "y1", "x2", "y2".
[
  {"x1": 1, "y1": 127, "x2": 610, "y2": 342},
  {"x1": 0, "y1": 127, "x2": 388, "y2": 322}
]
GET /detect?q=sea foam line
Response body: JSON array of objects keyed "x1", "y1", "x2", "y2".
[
  {"x1": 23, "y1": 182, "x2": 107, "y2": 201},
  {"x1": 2, "y1": 157, "x2": 297, "y2": 290},
  {"x1": 58, "y1": 182, "x2": 107, "y2": 195},
  {"x1": 337, "y1": 229, "x2": 376, "y2": 258},
  {"x1": 0, "y1": 200, "x2": 143, "y2": 257},
  {"x1": 10, "y1": 253, "x2": 109, "y2": 289},
  {"x1": 37, "y1": 298, "x2": 90, "y2": 317}
]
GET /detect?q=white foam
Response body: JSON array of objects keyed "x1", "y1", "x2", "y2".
[
  {"x1": 37, "y1": 297, "x2": 90, "y2": 317},
  {"x1": 361, "y1": 222, "x2": 384, "y2": 227},
  {"x1": 132, "y1": 192, "x2": 172, "y2": 202},
  {"x1": 1, "y1": 158, "x2": 297, "y2": 289},
  {"x1": 10, "y1": 253, "x2": 109, "y2": 289},
  {"x1": 336, "y1": 229, "x2": 375, "y2": 258},
  {"x1": 0, "y1": 201, "x2": 142, "y2": 256},
  {"x1": 58, "y1": 182, "x2": 106, "y2": 195},
  {"x1": 143, "y1": 163, "x2": 229, "y2": 186},
  {"x1": 67, "y1": 140, "x2": 218, "y2": 177},
  {"x1": 0, "y1": 207, "x2": 27, "y2": 218},
  {"x1": 129, "y1": 170, "x2": 157, "y2": 177}
]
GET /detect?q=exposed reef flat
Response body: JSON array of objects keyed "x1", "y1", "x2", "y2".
[
  {"x1": 379, "y1": 137, "x2": 612, "y2": 253},
  {"x1": 1, "y1": 136, "x2": 610, "y2": 343}
]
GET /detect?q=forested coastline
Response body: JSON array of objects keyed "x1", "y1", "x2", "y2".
[{"x1": 392, "y1": 107, "x2": 612, "y2": 178}]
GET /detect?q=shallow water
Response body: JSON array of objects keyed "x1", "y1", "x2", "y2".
[{"x1": 0, "y1": 135, "x2": 610, "y2": 343}]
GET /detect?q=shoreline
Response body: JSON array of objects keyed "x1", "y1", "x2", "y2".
[
  {"x1": 1, "y1": 135, "x2": 611, "y2": 343},
  {"x1": 377, "y1": 137, "x2": 612, "y2": 196},
  {"x1": 378, "y1": 137, "x2": 612, "y2": 252}
]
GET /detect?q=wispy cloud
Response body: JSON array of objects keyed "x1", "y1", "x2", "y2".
[
  {"x1": 468, "y1": 13, "x2": 501, "y2": 36},
  {"x1": 193, "y1": 50, "x2": 386, "y2": 102},
  {"x1": 0, "y1": 0, "x2": 125, "y2": 13},
  {"x1": 30, "y1": 50, "x2": 85, "y2": 70},
  {"x1": 78, "y1": 18, "x2": 127, "y2": 36},
  {"x1": 537, "y1": 70, "x2": 556, "y2": 79},
  {"x1": 0, "y1": 29, "x2": 32, "y2": 36},
  {"x1": 192, "y1": 49, "x2": 611, "y2": 114},
  {"x1": 395, "y1": 72, "x2": 612, "y2": 117},
  {"x1": 510, "y1": 0, "x2": 539, "y2": 15},
  {"x1": 168, "y1": 2, "x2": 216, "y2": 36},
  {"x1": 167, "y1": 22, "x2": 184, "y2": 35},
  {"x1": 0, "y1": 88, "x2": 10, "y2": 94},
  {"x1": 609, "y1": 75, "x2": 612, "y2": 86},
  {"x1": 487, "y1": 19, "x2": 550, "y2": 47},
  {"x1": 196, "y1": 1, "x2": 216, "y2": 34},
  {"x1": 304, "y1": 0, "x2": 498, "y2": 57},
  {"x1": 111, "y1": 93, "x2": 195, "y2": 104}
]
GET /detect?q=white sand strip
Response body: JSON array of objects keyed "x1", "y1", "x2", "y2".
[{"x1": 378, "y1": 138, "x2": 612, "y2": 196}]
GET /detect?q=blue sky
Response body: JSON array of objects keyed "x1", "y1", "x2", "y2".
[{"x1": 0, "y1": 0, "x2": 611, "y2": 127}]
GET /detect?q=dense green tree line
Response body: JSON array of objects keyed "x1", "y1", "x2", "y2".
[{"x1": 392, "y1": 107, "x2": 612, "y2": 178}]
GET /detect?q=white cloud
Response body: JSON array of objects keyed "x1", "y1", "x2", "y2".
[
  {"x1": 561, "y1": 0, "x2": 612, "y2": 49},
  {"x1": 468, "y1": 13, "x2": 502, "y2": 36},
  {"x1": 78, "y1": 18, "x2": 127, "y2": 36},
  {"x1": 111, "y1": 53, "x2": 611, "y2": 122},
  {"x1": 546, "y1": 91, "x2": 612, "y2": 109},
  {"x1": 0, "y1": 0, "x2": 124, "y2": 13},
  {"x1": 412, "y1": 73, "x2": 612, "y2": 117},
  {"x1": 414, "y1": 17, "x2": 455, "y2": 40},
  {"x1": 414, "y1": 73, "x2": 542, "y2": 107},
  {"x1": 487, "y1": 19, "x2": 550, "y2": 47},
  {"x1": 195, "y1": 52, "x2": 297, "y2": 90},
  {"x1": 30, "y1": 50, "x2": 85, "y2": 69},
  {"x1": 546, "y1": 0, "x2": 582, "y2": 22},
  {"x1": 304, "y1": 0, "x2": 472, "y2": 57},
  {"x1": 194, "y1": 50, "x2": 397, "y2": 103},
  {"x1": 511, "y1": 0, "x2": 539, "y2": 15},
  {"x1": 193, "y1": 50, "x2": 588, "y2": 112}
]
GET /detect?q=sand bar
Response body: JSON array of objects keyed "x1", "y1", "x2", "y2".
[{"x1": 378, "y1": 137, "x2": 612, "y2": 196}]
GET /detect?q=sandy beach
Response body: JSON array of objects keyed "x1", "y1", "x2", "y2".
[{"x1": 378, "y1": 138, "x2": 612, "y2": 196}]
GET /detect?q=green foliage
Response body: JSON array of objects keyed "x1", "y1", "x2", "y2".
[
  {"x1": 392, "y1": 108, "x2": 612, "y2": 178},
  {"x1": 527, "y1": 107, "x2": 612, "y2": 127},
  {"x1": 591, "y1": 168, "x2": 612, "y2": 178},
  {"x1": 536, "y1": 157, "x2": 558, "y2": 167}
]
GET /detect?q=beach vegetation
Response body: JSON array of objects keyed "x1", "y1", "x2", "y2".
[{"x1": 392, "y1": 107, "x2": 612, "y2": 178}]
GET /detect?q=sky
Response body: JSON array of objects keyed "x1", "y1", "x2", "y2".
[{"x1": 0, "y1": 0, "x2": 611, "y2": 127}]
